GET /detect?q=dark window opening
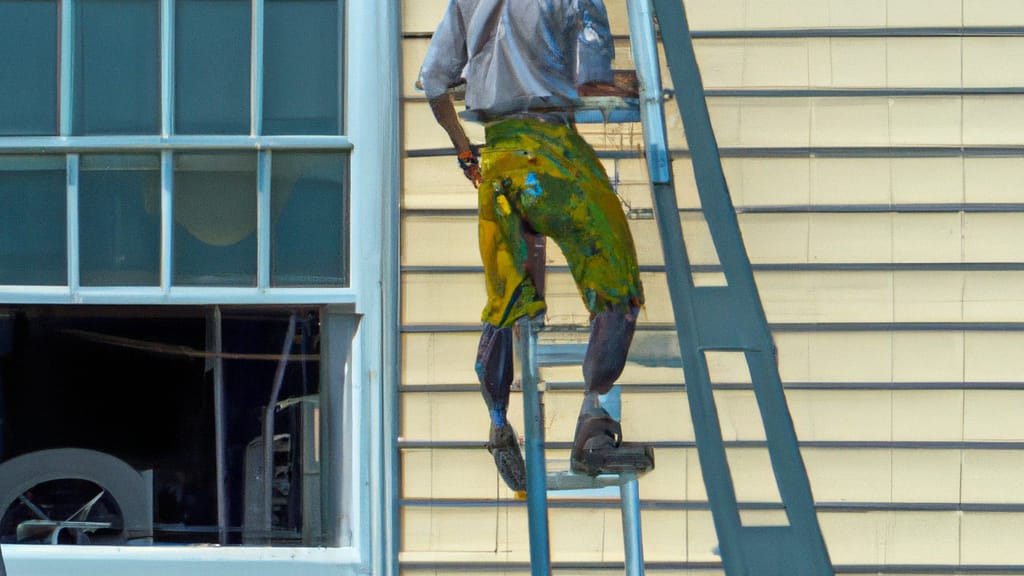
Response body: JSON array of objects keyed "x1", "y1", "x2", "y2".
[{"x1": 0, "y1": 305, "x2": 324, "y2": 546}]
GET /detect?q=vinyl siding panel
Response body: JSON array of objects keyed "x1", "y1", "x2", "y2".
[{"x1": 399, "y1": 0, "x2": 1024, "y2": 573}]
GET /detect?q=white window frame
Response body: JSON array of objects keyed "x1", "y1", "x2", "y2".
[{"x1": 0, "y1": 0, "x2": 396, "y2": 574}]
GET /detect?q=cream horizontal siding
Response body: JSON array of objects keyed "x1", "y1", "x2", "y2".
[
  {"x1": 399, "y1": 387, "x2": 1024, "y2": 445},
  {"x1": 400, "y1": 0, "x2": 1024, "y2": 573},
  {"x1": 404, "y1": 212, "x2": 1024, "y2": 266},
  {"x1": 403, "y1": 269, "x2": 1024, "y2": 324},
  {"x1": 404, "y1": 329, "x2": 1024, "y2": 388},
  {"x1": 405, "y1": 36, "x2": 1024, "y2": 95},
  {"x1": 684, "y1": 0, "x2": 1024, "y2": 28},
  {"x1": 406, "y1": 155, "x2": 1024, "y2": 210},
  {"x1": 402, "y1": 0, "x2": 1024, "y2": 34},
  {"x1": 401, "y1": 505, "x2": 1024, "y2": 566},
  {"x1": 407, "y1": 94, "x2": 1024, "y2": 150}
]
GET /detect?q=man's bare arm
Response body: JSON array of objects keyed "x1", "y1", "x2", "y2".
[
  {"x1": 429, "y1": 93, "x2": 473, "y2": 155},
  {"x1": 428, "y1": 93, "x2": 481, "y2": 187}
]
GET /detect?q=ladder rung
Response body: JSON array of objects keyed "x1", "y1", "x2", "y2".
[
  {"x1": 536, "y1": 342, "x2": 587, "y2": 366},
  {"x1": 536, "y1": 331, "x2": 685, "y2": 368},
  {"x1": 545, "y1": 469, "x2": 640, "y2": 491}
]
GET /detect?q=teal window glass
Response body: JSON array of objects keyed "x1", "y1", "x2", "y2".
[
  {"x1": 0, "y1": 156, "x2": 67, "y2": 285},
  {"x1": 263, "y1": 0, "x2": 341, "y2": 135},
  {"x1": 173, "y1": 152, "x2": 258, "y2": 286},
  {"x1": 0, "y1": 0, "x2": 58, "y2": 135},
  {"x1": 73, "y1": 0, "x2": 160, "y2": 135},
  {"x1": 271, "y1": 152, "x2": 348, "y2": 287},
  {"x1": 79, "y1": 155, "x2": 162, "y2": 286},
  {"x1": 175, "y1": 0, "x2": 251, "y2": 134}
]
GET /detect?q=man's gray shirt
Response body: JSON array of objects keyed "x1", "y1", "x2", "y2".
[{"x1": 418, "y1": 0, "x2": 615, "y2": 121}]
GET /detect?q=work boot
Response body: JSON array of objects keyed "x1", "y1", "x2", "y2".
[
  {"x1": 570, "y1": 404, "x2": 654, "y2": 476},
  {"x1": 487, "y1": 423, "x2": 527, "y2": 492}
]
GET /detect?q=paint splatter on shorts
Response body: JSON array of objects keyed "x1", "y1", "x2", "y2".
[{"x1": 477, "y1": 117, "x2": 644, "y2": 327}]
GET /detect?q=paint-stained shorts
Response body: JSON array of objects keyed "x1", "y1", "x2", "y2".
[{"x1": 478, "y1": 118, "x2": 644, "y2": 327}]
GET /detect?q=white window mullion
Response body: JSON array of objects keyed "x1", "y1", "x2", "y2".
[
  {"x1": 159, "y1": 0, "x2": 173, "y2": 293},
  {"x1": 258, "y1": 149, "x2": 271, "y2": 289},
  {"x1": 161, "y1": 150, "x2": 174, "y2": 293},
  {"x1": 161, "y1": 0, "x2": 174, "y2": 137},
  {"x1": 59, "y1": 0, "x2": 74, "y2": 136},
  {"x1": 66, "y1": 154, "x2": 80, "y2": 293},
  {"x1": 251, "y1": 0, "x2": 264, "y2": 137},
  {"x1": 337, "y1": 0, "x2": 345, "y2": 133}
]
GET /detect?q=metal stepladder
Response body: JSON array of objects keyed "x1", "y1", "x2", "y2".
[
  {"x1": 516, "y1": 1, "x2": 835, "y2": 575},
  {"x1": 516, "y1": 314, "x2": 648, "y2": 576}
]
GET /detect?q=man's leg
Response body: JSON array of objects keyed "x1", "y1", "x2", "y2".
[
  {"x1": 476, "y1": 323, "x2": 515, "y2": 427},
  {"x1": 475, "y1": 323, "x2": 527, "y2": 492},
  {"x1": 493, "y1": 121, "x2": 651, "y2": 475},
  {"x1": 571, "y1": 305, "x2": 652, "y2": 475},
  {"x1": 577, "y1": 305, "x2": 630, "y2": 453},
  {"x1": 474, "y1": 141, "x2": 547, "y2": 492},
  {"x1": 578, "y1": 305, "x2": 638, "y2": 421},
  {"x1": 583, "y1": 307, "x2": 638, "y2": 397}
]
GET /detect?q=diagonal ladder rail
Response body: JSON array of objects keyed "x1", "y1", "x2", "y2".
[{"x1": 625, "y1": 1, "x2": 835, "y2": 576}]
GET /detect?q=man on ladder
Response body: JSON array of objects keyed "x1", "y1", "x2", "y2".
[{"x1": 418, "y1": 0, "x2": 655, "y2": 492}]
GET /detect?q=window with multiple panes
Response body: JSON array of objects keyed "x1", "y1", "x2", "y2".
[
  {"x1": 0, "y1": 0, "x2": 378, "y2": 567},
  {"x1": 0, "y1": 0, "x2": 349, "y2": 293}
]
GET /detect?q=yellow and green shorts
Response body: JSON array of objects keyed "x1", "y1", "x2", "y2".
[{"x1": 477, "y1": 117, "x2": 644, "y2": 327}]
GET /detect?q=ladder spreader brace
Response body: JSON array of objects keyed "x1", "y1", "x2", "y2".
[{"x1": 515, "y1": 1, "x2": 836, "y2": 575}]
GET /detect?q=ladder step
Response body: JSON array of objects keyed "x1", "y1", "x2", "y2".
[
  {"x1": 543, "y1": 444, "x2": 654, "y2": 491},
  {"x1": 536, "y1": 330, "x2": 683, "y2": 368},
  {"x1": 537, "y1": 330, "x2": 765, "y2": 369},
  {"x1": 545, "y1": 469, "x2": 641, "y2": 491},
  {"x1": 536, "y1": 342, "x2": 587, "y2": 366}
]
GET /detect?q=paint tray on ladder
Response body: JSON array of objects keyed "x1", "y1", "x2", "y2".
[{"x1": 576, "y1": 69, "x2": 642, "y2": 123}]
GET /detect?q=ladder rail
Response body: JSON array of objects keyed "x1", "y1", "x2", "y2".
[
  {"x1": 626, "y1": 0, "x2": 835, "y2": 575},
  {"x1": 639, "y1": 2, "x2": 829, "y2": 555},
  {"x1": 518, "y1": 318, "x2": 552, "y2": 574},
  {"x1": 620, "y1": 475, "x2": 646, "y2": 576},
  {"x1": 625, "y1": 2, "x2": 747, "y2": 571}
]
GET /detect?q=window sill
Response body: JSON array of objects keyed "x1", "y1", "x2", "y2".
[{"x1": 2, "y1": 543, "x2": 364, "y2": 576}]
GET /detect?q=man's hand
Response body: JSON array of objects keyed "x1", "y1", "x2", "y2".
[{"x1": 458, "y1": 149, "x2": 482, "y2": 188}]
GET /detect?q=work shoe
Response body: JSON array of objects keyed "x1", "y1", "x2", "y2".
[
  {"x1": 570, "y1": 407, "x2": 655, "y2": 476},
  {"x1": 487, "y1": 423, "x2": 527, "y2": 492}
]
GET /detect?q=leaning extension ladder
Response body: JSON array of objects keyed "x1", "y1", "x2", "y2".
[{"x1": 516, "y1": 1, "x2": 836, "y2": 575}]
